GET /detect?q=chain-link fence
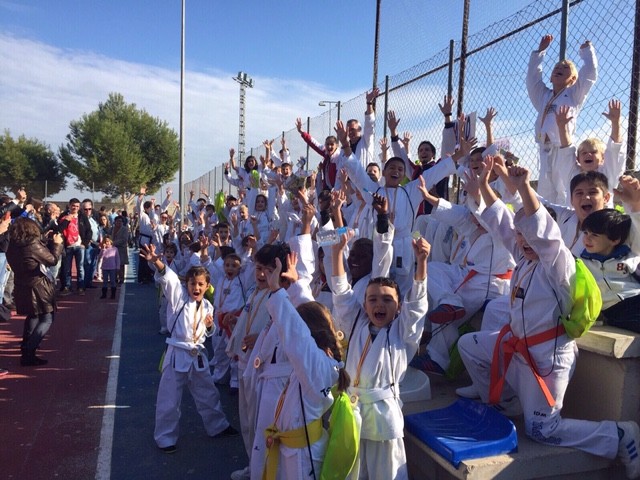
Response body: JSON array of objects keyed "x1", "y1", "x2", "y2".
[{"x1": 185, "y1": 0, "x2": 638, "y2": 203}]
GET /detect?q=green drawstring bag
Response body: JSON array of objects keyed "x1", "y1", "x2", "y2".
[
  {"x1": 250, "y1": 170, "x2": 261, "y2": 189},
  {"x1": 562, "y1": 258, "x2": 602, "y2": 338},
  {"x1": 204, "y1": 284, "x2": 215, "y2": 305},
  {"x1": 445, "y1": 322, "x2": 475, "y2": 380},
  {"x1": 319, "y1": 391, "x2": 359, "y2": 480},
  {"x1": 214, "y1": 190, "x2": 227, "y2": 223}
]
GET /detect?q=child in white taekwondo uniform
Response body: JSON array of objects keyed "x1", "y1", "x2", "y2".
[
  {"x1": 245, "y1": 218, "x2": 318, "y2": 480},
  {"x1": 542, "y1": 170, "x2": 612, "y2": 257},
  {"x1": 457, "y1": 160, "x2": 640, "y2": 480},
  {"x1": 551, "y1": 100, "x2": 624, "y2": 207},
  {"x1": 411, "y1": 175, "x2": 514, "y2": 375},
  {"x1": 227, "y1": 244, "x2": 288, "y2": 480},
  {"x1": 259, "y1": 257, "x2": 350, "y2": 480},
  {"x1": 526, "y1": 34, "x2": 597, "y2": 202},
  {"x1": 335, "y1": 119, "x2": 475, "y2": 295},
  {"x1": 331, "y1": 230, "x2": 431, "y2": 480},
  {"x1": 139, "y1": 244, "x2": 237, "y2": 453}
]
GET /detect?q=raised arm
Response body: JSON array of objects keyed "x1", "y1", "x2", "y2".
[
  {"x1": 603, "y1": 99, "x2": 622, "y2": 144},
  {"x1": 479, "y1": 107, "x2": 497, "y2": 147},
  {"x1": 509, "y1": 165, "x2": 540, "y2": 217},
  {"x1": 555, "y1": 105, "x2": 574, "y2": 148}
]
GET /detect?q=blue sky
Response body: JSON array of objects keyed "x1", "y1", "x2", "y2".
[{"x1": 0, "y1": 0, "x2": 534, "y2": 200}]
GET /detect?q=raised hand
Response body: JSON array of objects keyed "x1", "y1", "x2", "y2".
[
  {"x1": 479, "y1": 107, "x2": 497, "y2": 126},
  {"x1": 538, "y1": 34, "x2": 553, "y2": 51},
  {"x1": 580, "y1": 40, "x2": 592, "y2": 50},
  {"x1": 438, "y1": 94, "x2": 454, "y2": 116},
  {"x1": 417, "y1": 175, "x2": 439, "y2": 205},
  {"x1": 334, "y1": 120, "x2": 349, "y2": 146},
  {"x1": 479, "y1": 155, "x2": 495, "y2": 185},
  {"x1": 139, "y1": 243, "x2": 158, "y2": 262},
  {"x1": 508, "y1": 165, "x2": 531, "y2": 190},
  {"x1": 555, "y1": 105, "x2": 573, "y2": 128},
  {"x1": 366, "y1": 87, "x2": 380, "y2": 104},
  {"x1": 330, "y1": 189, "x2": 347, "y2": 212},
  {"x1": 602, "y1": 99, "x2": 621, "y2": 123},
  {"x1": 295, "y1": 117, "x2": 304, "y2": 133},
  {"x1": 614, "y1": 175, "x2": 640, "y2": 210},
  {"x1": 458, "y1": 136, "x2": 478, "y2": 157},
  {"x1": 412, "y1": 237, "x2": 431, "y2": 263},
  {"x1": 387, "y1": 110, "x2": 400, "y2": 135},
  {"x1": 401, "y1": 131, "x2": 412, "y2": 151},
  {"x1": 371, "y1": 192, "x2": 388, "y2": 215}
]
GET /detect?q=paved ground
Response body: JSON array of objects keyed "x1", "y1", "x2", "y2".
[{"x1": 0, "y1": 254, "x2": 247, "y2": 480}]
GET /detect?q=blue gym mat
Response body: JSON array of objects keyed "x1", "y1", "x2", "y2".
[{"x1": 405, "y1": 398, "x2": 518, "y2": 467}]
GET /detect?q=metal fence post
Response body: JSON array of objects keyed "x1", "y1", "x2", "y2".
[
  {"x1": 627, "y1": 0, "x2": 640, "y2": 171},
  {"x1": 383, "y1": 75, "x2": 390, "y2": 139},
  {"x1": 559, "y1": 0, "x2": 569, "y2": 60},
  {"x1": 448, "y1": 40, "x2": 455, "y2": 98},
  {"x1": 457, "y1": 0, "x2": 470, "y2": 117}
]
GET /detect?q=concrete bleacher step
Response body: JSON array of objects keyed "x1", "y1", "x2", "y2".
[{"x1": 403, "y1": 373, "x2": 629, "y2": 480}]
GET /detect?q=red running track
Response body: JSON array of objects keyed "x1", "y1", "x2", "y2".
[{"x1": 0, "y1": 287, "x2": 120, "y2": 480}]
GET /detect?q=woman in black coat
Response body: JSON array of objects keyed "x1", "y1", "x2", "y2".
[{"x1": 6, "y1": 217, "x2": 63, "y2": 366}]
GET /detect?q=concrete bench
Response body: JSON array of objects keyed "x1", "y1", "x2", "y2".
[
  {"x1": 563, "y1": 324, "x2": 640, "y2": 425},
  {"x1": 404, "y1": 324, "x2": 640, "y2": 479}
]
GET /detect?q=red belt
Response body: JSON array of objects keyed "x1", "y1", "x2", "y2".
[
  {"x1": 489, "y1": 323, "x2": 565, "y2": 407},
  {"x1": 454, "y1": 269, "x2": 513, "y2": 293}
]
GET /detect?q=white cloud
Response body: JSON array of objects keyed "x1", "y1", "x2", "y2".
[{"x1": 0, "y1": 33, "x2": 362, "y2": 199}]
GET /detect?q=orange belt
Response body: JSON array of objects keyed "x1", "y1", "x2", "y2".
[
  {"x1": 489, "y1": 323, "x2": 565, "y2": 408},
  {"x1": 454, "y1": 269, "x2": 513, "y2": 293}
]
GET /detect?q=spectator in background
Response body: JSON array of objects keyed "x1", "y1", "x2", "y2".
[
  {"x1": 112, "y1": 216, "x2": 129, "y2": 284},
  {"x1": 58, "y1": 198, "x2": 92, "y2": 295},
  {"x1": 82, "y1": 199, "x2": 100, "y2": 290},
  {"x1": 6, "y1": 217, "x2": 64, "y2": 366}
]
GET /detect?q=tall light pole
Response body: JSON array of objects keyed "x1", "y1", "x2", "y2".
[
  {"x1": 319, "y1": 100, "x2": 340, "y2": 132},
  {"x1": 233, "y1": 72, "x2": 254, "y2": 163},
  {"x1": 179, "y1": 0, "x2": 185, "y2": 227}
]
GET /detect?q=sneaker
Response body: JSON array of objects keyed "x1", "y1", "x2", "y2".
[
  {"x1": 160, "y1": 445, "x2": 177, "y2": 454},
  {"x1": 59, "y1": 288, "x2": 71, "y2": 296},
  {"x1": 456, "y1": 384, "x2": 481, "y2": 399},
  {"x1": 428, "y1": 304, "x2": 466, "y2": 324},
  {"x1": 618, "y1": 421, "x2": 640, "y2": 479},
  {"x1": 409, "y1": 351, "x2": 445, "y2": 376},
  {"x1": 230, "y1": 466, "x2": 251, "y2": 480},
  {"x1": 211, "y1": 425, "x2": 239, "y2": 439},
  {"x1": 0, "y1": 368, "x2": 8, "y2": 377},
  {"x1": 78, "y1": 288, "x2": 85, "y2": 296},
  {"x1": 492, "y1": 396, "x2": 523, "y2": 418}
]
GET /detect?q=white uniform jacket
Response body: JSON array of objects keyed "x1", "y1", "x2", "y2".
[
  {"x1": 156, "y1": 267, "x2": 215, "y2": 372},
  {"x1": 527, "y1": 44, "x2": 597, "y2": 146},
  {"x1": 331, "y1": 274, "x2": 428, "y2": 441},
  {"x1": 265, "y1": 289, "x2": 339, "y2": 468},
  {"x1": 481, "y1": 200, "x2": 575, "y2": 341}
]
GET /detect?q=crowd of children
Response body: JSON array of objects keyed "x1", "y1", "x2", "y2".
[{"x1": 131, "y1": 34, "x2": 640, "y2": 480}]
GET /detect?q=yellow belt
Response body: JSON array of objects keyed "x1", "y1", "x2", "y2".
[{"x1": 262, "y1": 417, "x2": 323, "y2": 480}]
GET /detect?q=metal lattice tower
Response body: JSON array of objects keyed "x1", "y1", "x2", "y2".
[{"x1": 233, "y1": 72, "x2": 254, "y2": 162}]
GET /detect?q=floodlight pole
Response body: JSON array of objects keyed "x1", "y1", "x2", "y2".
[
  {"x1": 234, "y1": 72, "x2": 254, "y2": 163},
  {"x1": 178, "y1": 0, "x2": 185, "y2": 228},
  {"x1": 319, "y1": 100, "x2": 339, "y2": 133}
]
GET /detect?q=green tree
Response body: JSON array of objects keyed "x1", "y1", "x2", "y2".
[
  {"x1": 59, "y1": 92, "x2": 180, "y2": 205},
  {"x1": 0, "y1": 130, "x2": 67, "y2": 199}
]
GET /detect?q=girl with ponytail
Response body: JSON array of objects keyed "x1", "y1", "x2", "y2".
[{"x1": 260, "y1": 253, "x2": 351, "y2": 480}]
